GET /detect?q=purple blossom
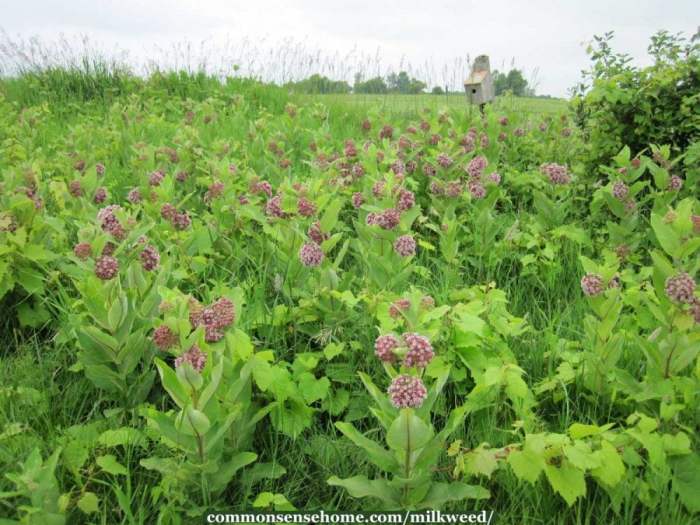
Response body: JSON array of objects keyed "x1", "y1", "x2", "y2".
[
  {"x1": 394, "y1": 235, "x2": 416, "y2": 257},
  {"x1": 95, "y1": 255, "x2": 119, "y2": 280},
  {"x1": 402, "y1": 333, "x2": 434, "y2": 368},
  {"x1": 175, "y1": 345, "x2": 207, "y2": 372},
  {"x1": 374, "y1": 334, "x2": 400, "y2": 363},
  {"x1": 299, "y1": 242, "x2": 324, "y2": 267},
  {"x1": 581, "y1": 274, "x2": 605, "y2": 297},
  {"x1": 665, "y1": 272, "x2": 696, "y2": 304},
  {"x1": 388, "y1": 375, "x2": 428, "y2": 409}
]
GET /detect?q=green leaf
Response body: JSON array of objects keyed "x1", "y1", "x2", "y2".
[
  {"x1": 297, "y1": 373, "x2": 330, "y2": 404},
  {"x1": 544, "y1": 461, "x2": 586, "y2": 506},
  {"x1": 96, "y1": 455, "x2": 128, "y2": 476},
  {"x1": 651, "y1": 213, "x2": 680, "y2": 258},
  {"x1": 461, "y1": 444, "x2": 499, "y2": 477},
  {"x1": 335, "y1": 422, "x2": 399, "y2": 472},
  {"x1": 320, "y1": 198, "x2": 343, "y2": 232},
  {"x1": 323, "y1": 342, "x2": 344, "y2": 361},
  {"x1": 154, "y1": 359, "x2": 189, "y2": 408},
  {"x1": 591, "y1": 441, "x2": 625, "y2": 487},
  {"x1": 210, "y1": 452, "x2": 258, "y2": 491},
  {"x1": 507, "y1": 435, "x2": 546, "y2": 484},
  {"x1": 98, "y1": 428, "x2": 145, "y2": 449},
  {"x1": 417, "y1": 482, "x2": 490, "y2": 509},
  {"x1": 670, "y1": 453, "x2": 700, "y2": 513},
  {"x1": 386, "y1": 409, "x2": 434, "y2": 453},
  {"x1": 77, "y1": 492, "x2": 99, "y2": 514},
  {"x1": 327, "y1": 476, "x2": 400, "y2": 507}
]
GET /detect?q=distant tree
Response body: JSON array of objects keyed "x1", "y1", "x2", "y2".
[
  {"x1": 431, "y1": 86, "x2": 444, "y2": 94},
  {"x1": 386, "y1": 71, "x2": 427, "y2": 94},
  {"x1": 506, "y1": 69, "x2": 528, "y2": 96},
  {"x1": 286, "y1": 74, "x2": 351, "y2": 94},
  {"x1": 492, "y1": 68, "x2": 531, "y2": 96},
  {"x1": 354, "y1": 76, "x2": 388, "y2": 94}
]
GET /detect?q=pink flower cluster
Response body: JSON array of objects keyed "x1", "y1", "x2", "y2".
[
  {"x1": 351, "y1": 192, "x2": 364, "y2": 208},
  {"x1": 190, "y1": 297, "x2": 237, "y2": 342},
  {"x1": 580, "y1": 273, "x2": 605, "y2": 296},
  {"x1": 366, "y1": 208, "x2": 401, "y2": 230},
  {"x1": 98, "y1": 205, "x2": 126, "y2": 239},
  {"x1": 140, "y1": 245, "x2": 160, "y2": 271},
  {"x1": 307, "y1": 221, "x2": 329, "y2": 244},
  {"x1": 612, "y1": 181, "x2": 629, "y2": 200},
  {"x1": 152, "y1": 325, "x2": 177, "y2": 351},
  {"x1": 665, "y1": 272, "x2": 696, "y2": 304},
  {"x1": 298, "y1": 197, "x2": 316, "y2": 217},
  {"x1": 388, "y1": 375, "x2": 428, "y2": 409},
  {"x1": 175, "y1": 345, "x2": 207, "y2": 372},
  {"x1": 396, "y1": 189, "x2": 415, "y2": 211},
  {"x1": 299, "y1": 242, "x2": 324, "y2": 267},
  {"x1": 95, "y1": 255, "x2": 119, "y2": 280},
  {"x1": 541, "y1": 163, "x2": 571, "y2": 185},
  {"x1": 74, "y1": 242, "x2": 91, "y2": 260},
  {"x1": 374, "y1": 334, "x2": 400, "y2": 362},
  {"x1": 402, "y1": 333, "x2": 434, "y2": 368},
  {"x1": 393, "y1": 235, "x2": 416, "y2": 257}
]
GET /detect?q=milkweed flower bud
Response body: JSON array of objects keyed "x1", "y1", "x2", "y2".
[
  {"x1": 541, "y1": 163, "x2": 571, "y2": 185},
  {"x1": 149, "y1": 170, "x2": 165, "y2": 186},
  {"x1": 394, "y1": 235, "x2": 416, "y2": 257},
  {"x1": 152, "y1": 325, "x2": 177, "y2": 351},
  {"x1": 377, "y1": 209, "x2": 401, "y2": 230},
  {"x1": 389, "y1": 298, "x2": 411, "y2": 318},
  {"x1": 668, "y1": 175, "x2": 683, "y2": 191},
  {"x1": 95, "y1": 163, "x2": 105, "y2": 176},
  {"x1": 172, "y1": 211, "x2": 191, "y2": 230},
  {"x1": 73, "y1": 242, "x2": 91, "y2": 260},
  {"x1": 403, "y1": 333, "x2": 434, "y2": 368},
  {"x1": 388, "y1": 375, "x2": 428, "y2": 409},
  {"x1": 352, "y1": 192, "x2": 364, "y2": 208},
  {"x1": 397, "y1": 189, "x2": 415, "y2": 211},
  {"x1": 299, "y1": 242, "x2": 324, "y2": 267},
  {"x1": 374, "y1": 334, "x2": 400, "y2": 363},
  {"x1": 580, "y1": 273, "x2": 605, "y2": 296},
  {"x1": 93, "y1": 187, "x2": 107, "y2": 204},
  {"x1": 175, "y1": 345, "x2": 206, "y2": 372},
  {"x1": 307, "y1": 221, "x2": 328, "y2": 244},
  {"x1": 612, "y1": 181, "x2": 629, "y2": 200},
  {"x1": 212, "y1": 297, "x2": 236, "y2": 328},
  {"x1": 95, "y1": 255, "x2": 119, "y2": 280},
  {"x1": 297, "y1": 197, "x2": 316, "y2": 217},
  {"x1": 665, "y1": 272, "x2": 696, "y2": 304},
  {"x1": 128, "y1": 188, "x2": 142, "y2": 204},
  {"x1": 69, "y1": 180, "x2": 82, "y2": 197},
  {"x1": 140, "y1": 245, "x2": 160, "y2": 271}
]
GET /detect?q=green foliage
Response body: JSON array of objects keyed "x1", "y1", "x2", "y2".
[{"x1": 572, "y1": 30, "x2": 700, "y2": 168}]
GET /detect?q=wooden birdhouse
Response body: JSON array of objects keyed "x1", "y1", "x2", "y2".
[{"x1": 464, "y1": 55, "x2": 495, "y2": 106}]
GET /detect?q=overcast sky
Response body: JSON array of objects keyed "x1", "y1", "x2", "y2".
[{"x1": 1, "y1": 0, "x2": 698, "y2": 96}]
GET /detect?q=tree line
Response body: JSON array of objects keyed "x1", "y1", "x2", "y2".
[{"x1": 284, "y1": 68, "x2": 535, "y2": 95}]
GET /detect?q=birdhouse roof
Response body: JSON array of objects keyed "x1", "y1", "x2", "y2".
[{"x1": 464, "y1": 70, "x2": 488, "y2": 86}]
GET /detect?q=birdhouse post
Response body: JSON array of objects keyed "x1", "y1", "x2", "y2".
[{"x1": 464, "y1": 55, "x2": 495, "y2": 111}]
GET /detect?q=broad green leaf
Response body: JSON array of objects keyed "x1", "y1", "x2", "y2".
[
  {"x1": 96, "y1": 455, "x2": 128, "y2": 476},
  {"x1": 386, "y1": 409, "x2": 434, "y2": 453},
  {"x1": 77, "y1": 492, "x2": 99, "y2": 514},
  {"x1": 327, "y1": 476, "x2": 399, "y2": 507},
  {"x1": 544, "y1": 461, "x2": 586, "y2": 506},
  {"x1": 335, "y1": 422, "x2": 399, "y2": 472}
]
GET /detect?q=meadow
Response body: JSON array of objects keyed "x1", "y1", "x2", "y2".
[{"x1": 0, "y1": 37, "x2": 698, "y2": 525}]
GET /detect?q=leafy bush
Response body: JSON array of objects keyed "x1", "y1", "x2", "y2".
[{"x1": 572, "y1": 31, "x2": 700, "y2": 168}]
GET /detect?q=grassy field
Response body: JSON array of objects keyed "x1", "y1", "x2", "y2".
[
  {"x1": 0, "y1": 70, "x2": 697, "y2": 525},
  {"x1": 302, "y1": 93, "x2": 569, "y2": 116}
]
